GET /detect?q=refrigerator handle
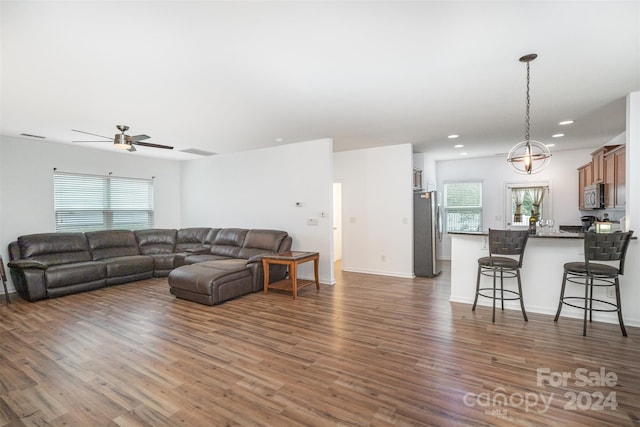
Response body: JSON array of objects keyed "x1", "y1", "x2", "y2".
[{"x1": 436, "y1": 204, "x2": 443, "y2": 241}]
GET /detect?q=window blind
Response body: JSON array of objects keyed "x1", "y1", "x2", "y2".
[
  {"x1": 54, "y1": 172, "x2": 154, "y2": 232},
  {"x1": 444, "y1": 182, "x2": 483, "y2": 232}
]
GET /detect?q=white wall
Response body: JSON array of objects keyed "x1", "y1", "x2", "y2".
[
  {"x1": 333, "y1": 143, "x2": 414, "y2": 278},
  {"x1": 436, "y1": 148, "x2": 594, "y2": 259},
  {"x1": 0, "y1": 136, "x2": 182, "y2": 292},
  {"x1": 180, "y1": 138, "x2": 335, "y2": 285}
]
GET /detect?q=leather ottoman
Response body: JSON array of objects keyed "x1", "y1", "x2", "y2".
[{"x1": 168, "y1": 261, "x2": 253, "y2": 306}]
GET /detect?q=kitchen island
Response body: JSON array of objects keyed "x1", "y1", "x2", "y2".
[{"x1": 449, "y1": 231, "x2": 640, "y2": 327}]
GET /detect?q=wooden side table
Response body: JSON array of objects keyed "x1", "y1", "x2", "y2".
[{"x1": 262, "y1": 251, "x2": 320, "y2": 299}]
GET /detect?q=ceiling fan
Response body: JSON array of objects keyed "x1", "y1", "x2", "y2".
[{"x1": 72, "y1": 125, "x2": 174, "y2": 152}]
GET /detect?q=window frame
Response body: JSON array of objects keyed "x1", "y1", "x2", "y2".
[
  {"x1": 504, "y1": 181, "x2": 552, "y2": 229},
  {"x1": 53, "y1": 171, "x2": 155, "y2": 232},
  {"x1": 443, "y1": 180, "x2": 483, "y2": 233}
]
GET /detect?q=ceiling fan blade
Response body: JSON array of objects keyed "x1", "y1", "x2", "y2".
[
  {"x1": 72, "y1": 140, "x2": 110, "y2": 143},
  {"x1": 127, "y1": 145, "x2": 137, "y2": 152},
  {"x1": 72, "y1": 129, "x2": 112, "y2": 139},
  {"x1": 131, "y1": 134, "x2": 151, "y2": 141},
  {"x1": 133, "y1": 141, "x2": 174, "y2": 150}
]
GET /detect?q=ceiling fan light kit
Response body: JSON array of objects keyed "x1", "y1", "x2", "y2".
[
  {"x1": 507, "y1": 53, "x2": 552, "y2": 175},
  {"x1": 114, "y1": 133, "x2": 132, "y2": 150}
]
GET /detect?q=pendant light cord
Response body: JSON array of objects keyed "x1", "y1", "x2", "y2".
[
  {"x1": 508, "y1": 53, "x2": 550, "y2": 175},
  {"x1": 525, "y1": 60, "x2": 531, "y2": 142}
]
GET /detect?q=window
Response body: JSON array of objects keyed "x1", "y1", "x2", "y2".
[
  {"x1": 54, "y1": 172, "x2": 154, "y2": 232},
  {"x1": 444, "y1": 181, "x2": 482, "y2": 232},
  {"x1": 506, "y1": 183, "x2": 549, "y2": 227}
]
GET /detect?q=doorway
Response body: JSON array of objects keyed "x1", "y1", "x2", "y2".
[{"x1": 333, "y1": 182, "x2": 343, "y2": 261}]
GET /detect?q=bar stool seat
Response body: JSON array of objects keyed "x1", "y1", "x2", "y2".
[
  {"x1": 562, "y1": 262, "x2": 618, "y2": 276},
  {"x1": 472, "y1": 229, "x2": 530, "y2": 323},
  {"x1": 477, "y1": 256, "x2": 520, "y2": 268},
  {"x1": 554, "y1": 231, "x2": 634, "y2": 336}
]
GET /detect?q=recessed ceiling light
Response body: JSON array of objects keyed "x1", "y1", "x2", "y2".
[
  {"x1": 552, "y1": 133, "x2": 564, "y2": 138},
  {"x1": 558, "y1": 120, "x2": 574, "y2": 125},
  {"x1": 460, "y1": 152, "x2": 468, "y2": 156},
  {"x1": 454, "y1": 144, "x2": 464, "y2": 148},
  {"x1": 545, "y1": 143, "x2": 556, "y2": 148},
  {"x1": 275, "y1": 138, "x2": 283, "y2": 143},
  {"x1": 448, "y1": 134, "x2": 459, "y2": 139}
]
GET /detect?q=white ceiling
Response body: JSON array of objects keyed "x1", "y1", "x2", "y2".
[{"x1": 1, "y1": 1, "x2": 639, "y2": 161}]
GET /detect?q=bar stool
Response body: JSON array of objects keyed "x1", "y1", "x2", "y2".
[
  {"x1": 554, "y1": 231, "x2": 634, "y2": 336},
  {"x1": 0, "y1": 255, "x2": 9, "y2": 304},
  {"x1": 472, "y1": 229, "x2": 530, "y2": 322}
]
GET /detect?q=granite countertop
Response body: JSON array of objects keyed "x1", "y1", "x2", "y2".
[
  {"x1": 448, "y1": 230, "x2": 636, "y2": 239},
  {"x1": 448, "y1": 231, "x2": 585, "y2": 239}
]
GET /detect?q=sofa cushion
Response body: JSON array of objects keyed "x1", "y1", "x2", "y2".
[
  {"x1": 175, "y1": 228, "x2": 212, "y2": 252},
  {"x1": 150, "y1": 253, "x2": 177, "y2": 275},
  {"x1": 168, "y1": 262, "x2": 252, "y2": 306},
  {"x1": 44, "y1": 261, "x2": 106, "y2": 289},
  {"x1": 17, "y1": 233, "x2": 92, "y2": 265},
  {"x1": 238, "y1": 229, "x2": 288, "y2": 259},
  {"x1": 86, "y1": 230, "x2": 140, "y2": 260},
  {"x1": 135, "y1": 229, "x2": 177, "y2": 254},
  {"x1": 198, "y1": 259, "x2": 249, "y2": 271},
  {"x1": 101, "y1": 255, "x2": 154, "y2": 278},
  {"x1": 204, "y1": 228, "x2": 221, "y2": 245},
  {"x1": 209, "y1": 228, "x2": 248, "y2": 258},
  {"x1": 183, "y1": 254, "x2": 233, "y2": 264}
]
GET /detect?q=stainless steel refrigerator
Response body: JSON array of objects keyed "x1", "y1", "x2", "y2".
[{"x1": 414, "y1": 191, "x2": 442, "y2": 277}]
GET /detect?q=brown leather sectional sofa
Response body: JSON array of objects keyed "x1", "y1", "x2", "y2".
[{"x1": 7, "y1": 228, "x2": 291, "y2": 302}]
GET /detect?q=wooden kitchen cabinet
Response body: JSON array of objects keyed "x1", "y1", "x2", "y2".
[
  {"x1": 579, "y1": 145, "x2": 622, "y2": 210},
  {"x1": 577, "y1": 162, "x2": 592, "y2": 210},
  {"x1": 614, "y1": 147, "x2": 625, "y2": 208},
  {"x1": 604, "y1": 145, "x2": 625, "y2": 209},
  {"x1": 591, "y1": 147, "x2": 606, "y2": 183},
  {"x1": 605, "y1": 152, "x2": 615, "y2": 208}
]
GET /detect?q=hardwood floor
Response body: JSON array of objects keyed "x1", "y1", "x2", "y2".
[{"x1": 1, "y1": 262, "x2": 639, "y2": 426}]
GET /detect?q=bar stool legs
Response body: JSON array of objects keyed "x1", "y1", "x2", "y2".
[
  {"x1": 555, "y1": 269, "x2": 628, "y2": 337},
  {"x1": 615, "y1": 278, "x2": 627, "y2": 336},
  {"x1": 472, "y1": 229, "x2": 529, "y2": 323},
  {"x1": 473, "y1": 264, "x2": 528, "y2": 323},
  {"x1": 516, "y1": 270, "x2": 527, "y2": 321}
]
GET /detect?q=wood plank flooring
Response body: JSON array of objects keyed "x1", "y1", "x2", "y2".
[{"x1": 1, "y1": 262, "x2": 640, "y2": 426}]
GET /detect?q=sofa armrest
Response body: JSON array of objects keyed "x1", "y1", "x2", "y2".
[
  {"x1": 8, "y1": 267, "x2": 48, "y2": 301},
  {"x1": 246, "y1": 254, "x2": 265, "y2": 264},
  {"x1": 185, "y1": 247, "x2": 210, "y2": 254},
  {"x1": 8, "y1": 259, "x2": 49, "y2": 270}
]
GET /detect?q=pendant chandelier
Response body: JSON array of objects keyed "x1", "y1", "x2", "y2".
[{"x1": 507, "y1": 53, "x2": 551, "y2": 174}]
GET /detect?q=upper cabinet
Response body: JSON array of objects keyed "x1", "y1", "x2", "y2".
[
  {"x1": 604, "y1": 146, "x2": 626, "y2": 209},
  {"x1": 578, "y1": 144, "x2": 625, "y2": 210},
  {"x1": 591, "y1": 147, "x2": 607, "y2": 183},
  {"x1": 577, "y1": 162, "x2": 592, "y2": 210}
]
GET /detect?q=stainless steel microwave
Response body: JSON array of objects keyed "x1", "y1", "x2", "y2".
[{"x1": 584, "y1": 183, "x2": 604, "y2": 209}]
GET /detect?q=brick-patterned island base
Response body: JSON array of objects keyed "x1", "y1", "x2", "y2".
[{"x1": 262, "y1": 251, "x2": 320, "y2": 299}]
